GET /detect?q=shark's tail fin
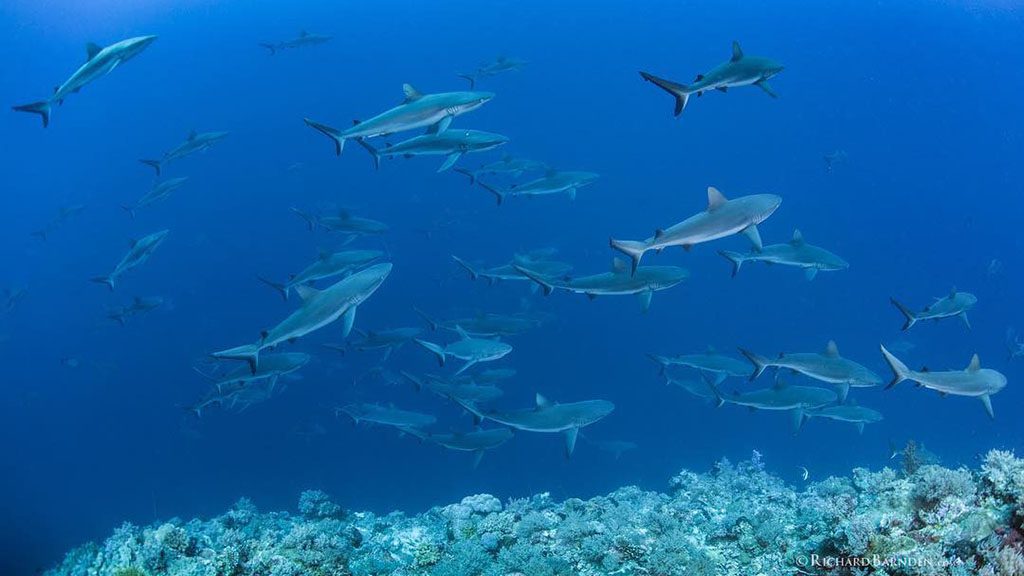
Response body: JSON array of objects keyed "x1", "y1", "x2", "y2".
[
  {"x1": 257, "y1": 275, "x2": 288, "y2": 301},
  {"x1": 138, "y1": 159, "x2": 162, "y2": 176},
  {"x1": 120, "y1": 205, "x2": 136, "y2": 220},
  {"x1": 13, "y1": 100, "x2": 52, "y2": 128},
  {"x1": 477, "y1": 181, "x2": 505, "y2": 205},
  {"x1": 400, "y1": 370, "x2": 425, "y2": 392},
  {"x1": 259, "y1": 42, "x2": 277, "y2": 55},
  {"x1": 512, "y1": 264, "x2": 555, "y2": 296},
  {"x1": 290, "y1": 207, "x2": 319, "y2": 231},
  {"x1": 211, "y1": 343, "x2": 261, "y2": 374},
  {"x1": 90, "y1": 275, "x2": 115, "y2": 291},
  {"x1": 646, "y1": 353, "x2": 669, "y2": 376},
  {"x1": 414, "y1": 338, "x2": 446, "y2": 367},
  {"x1": 451, "y1": 396, "x2": 486, "y2": 426},
  {"x1": 879, "y1": 344, "x2": 911, "y2": 390},
  {"x1": 457, "y1": 73, "x2": 476, "y2": 89},
  {"x1": 303, "y1": 118, "x2": 346, "y2": 155},
  {"x1": 413, "y1": 307, "x2": 439, "y2": 331},
  {"x1": 453, "y1": 167, "x2": 476, "y2": 185},
  {"x1": 639, "y1": 71, "x2": 691, "y2": 117},
  {"x1": 889, "y1": 297, "x2": 917, "y2": 331},
  {"x1": 354, "y1": 138, "x2": 381, "y2": 170},
  {"x1": 609, "y1": 238, "x2": 646, "y2": 275},
  {"x1": 718, "y1": 250, "x2": 745, "y2": 278},
  {"x1": 31, "y1": 229, "x2": 48, "y2": 242},
  {"x1": 451, "y1": 255, "x2": 478, "y2": 280},
  {"x1": 738, "y1": 348, "x2": 769, "y2": 381},
  {"x1": 701, "y1": 371, "x2": 726, "y2": 408}
]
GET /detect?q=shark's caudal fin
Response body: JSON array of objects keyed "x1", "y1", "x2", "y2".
[
  {"x1": 303, "y1": 118, "x2": 346, "y2": 155},
  {"x1": 457, "y1": 73, "x2": 476, "y2": 89},
  {"x1": 453, "y1": 167, "x2": 476, "y2": 185},
  {"x1": 353, "y1": 138, "x2": 381, "y2": 170},
  {"x1": 258, "y1": 42, "x2": 277, "y2": 55},
  {"x1": 638, "y1": 71, "x2": 691, "y2": 117},
  {"x1": 451, "y1": 255, "x2": 478, "y2": 280},
  {"x1": 400, "y1": 370, "x2": 425, "y2": 392},
  {"x1": 477, "y1": 181, "x2": 505, "y2": 205},
  {"x1": 889, "y1": 298, "x2": 917, "y2": 331},
  {"x1": 879, "y1": 344, "x2": 911, "y2": 390},
  {"x1": 512, "y1": 264, "x2": 555, "y2": 296},
  {"x1": 646, "y1": 353, "x2": 669, "y2": 376},
  {"x1": 90, "y1": 275, "x2": 116, "y2": 291},
  {"x1": 290, "y1": 207, "x2": 319, "y2": 231},
  {"x1": 12, "y1": 100, "x2": 52, "y2": 128},
  {"x1": 609, "y1": 238, "x2": 646, "y2": 275},
  {"x1": 257, "y1": 275, "x2": 288, "y2": 301},
  {"x1": 414, "y1": 339, "x2": 446, "y2": 366},
  {"x1": 718, "y1": 250, "x2": 745, "y2": 277},
  {"x1": 413, "y1": 307, "x2": 439, "y2": 331},
  {"x1": 738, "y1": 348, "x2": 770, "y2": 380},
  {"x1": 138, "y1": 159, "x2": 162, "y2": 176},
  {"x1": 211, "y1": 343, "x2": 261, "y2": 375}
]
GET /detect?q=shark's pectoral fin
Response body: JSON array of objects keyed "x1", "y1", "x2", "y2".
[
  {"x1": 835, "y1": 382, "x2": 850, "y2": 403},
  {"x1": 341, "y1": 306, "x2": 358, "y2": 338},
  {"x1": 959, "y1": 312, "x2": 971, "y2": 329},
  {"x1": 856, "y1": 422, "x2": 865, "y2": 435},
  {"x1": 455, "y1": 359, "x2": 478, "y2": 376},
  {"x1": 637, "y1": 289, "x2": 653, "y2": 313},
  {"x1": 791, "y1": 408, "x2": 806, "y2": 434},
  {"x1": 804, "y1": 268, "x2": 818, "y2": 281},
  {"x1": 438, "y1": 152, "x2": 462, "y2": 172},
  {"x1": 716, "y1": 86, "x2": 728, "y2": 93},
  {"x1": 755, "y1": 79, "x2": 778, "y2": 98},
  {"x1": 428, "y1": 116, "x2": 453, "y2": 135},
  {"x1": 980, "y1": 394, "x2": 994, "y2": 419},
  {"x1": 741, "y1": 224, "x2": 763, "y2": 251},
  {"x1": 564, "y1": 427, "x2": 580, "y2": 458},
  {"x1": 472, "y1": 450, "x2": 485, "y2": 469},
  {"x1": 568, "y1": 188, "x2": 577, "y2": 201}
]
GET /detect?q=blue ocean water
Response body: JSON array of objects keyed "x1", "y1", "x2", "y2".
[{"x1": 1, "y1": 0, "x2": 1022, "y2": 573}]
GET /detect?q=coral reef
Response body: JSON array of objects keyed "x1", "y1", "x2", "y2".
[{"x1": 47, "y1": 450, "x2": 1024, "y2": 576}]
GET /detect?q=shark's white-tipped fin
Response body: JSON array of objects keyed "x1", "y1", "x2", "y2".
[
  {"x1": 611, "y1": 258, "x2": 627, "y2": 274},
  {"x1": 438, "y1": 152, "x2": 462, "y2": 172},
  {"x1": 427, "y1": 116, "x2": 452, "y2": 135},
  {"x1": 856, "y1": 422, "x2": 865, "y2": 435},
  {"x1": 791, "y1": 229, "x2": 804, "y2": 246},
  {"x1": 402, "y1": 84, "x2": 423, "y2": 102},
  {"x1": 835, "y1": 382, "x2": 850, "y2": 403},
  {"x1": 341, "y1": 306, "x2": 357, "y2": 338},
  {"x1": 564, "y1": 427, "x2": 579, "y2": 458},
  {"x1": 741, "y1": 224, "x2": 763, "y2": 251},
  {"x1": 791, "y1": 408, "x2": 805, "y2": 434},
  {"x1": 707, "y1": 186, "x2": 727, "y2": 210},
  {"x1": 980, "y1": 394, "x2": 994, "y2": 419},
  {"x1": 966, "y1": 353, "x2": 981, "y2": 372},
  {"x1": 535, "y1": 393, "x2": 551, "y2": 408},
  {"x1": 731, "y1": 41, "x2": 744, "y2": 61},
  {"x1": 294, "y1": 285, "x2": 320, "y2": 301},
  {"x1": 472, "y1": 450, "x2": 485, "y2": 469},
  {"x1": 959, "y1": 312, "x2": 971, "y2": 329},
  {"x1": 824, "y1": 340, "x2": 840, "y2": 358},
  {"x1": 637, "y1": 289, "x2": 653, "y2": 314},
  {"x1": 804, "y1": 268, "x2": 818, "y2": 281}
]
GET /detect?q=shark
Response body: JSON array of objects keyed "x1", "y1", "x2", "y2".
[
  {"x1": 452, "y1": 251, "x2": 573, "y2": 287},
  {"x1": 402, "y1": 371, "x2": 505, "y2": 405},
  {"x1": 33, "y1": 204, "x2": 86, "y2": 242},
  {"x1": 1006, "y1": 328, "x2": 1024, "y2": 361},
  {"x1": 823, "y1": 150, "x2": 848, "y2": 174},
  {"x1": 456, "y1": 393, "x2": 615, "y2": 458},
  {"x1": 718, "y1": 229, "x2": 848, "y2": 280},
  {"x1": 258, "y1": 249, "x2": 384, "y2": 301},
  {"x1": 121, "y1": 177, "x2": 189, "y2": 219},
  {"x1": 185, "y1": 377, "x2": 283, "y2": 417},
  {"x1": 415, "y1": 326, "x2": 513, "y2": 376},
  {"x1": 106, "y1": 296, "x2": 165, "y2": 325},
  {"x1": 639, "y1": 41, "x2": 783, "y2": 117},
  {"x1": 453, "y1": 155, "x2": 549, "y2": 184},
  {"x1": 259, "y1": 31, "x2": 332, "y2": 55},
  {"x1": 880, "y1": 345, "x2": 1007, "y2": 419},
  {"x1": 664, "y1": 373, "x2": 720, "y2": 401},
  {"x1": 2, "y1": 286, "x2": 28, "y2": 315},
  {"x1": 890, "y1": 288, "x2": 977, "y2": 331},
  {"x1": 476, "y1": 169, "x2": 599, "y2": 205},
  {"x1": 291, "y1": 208, "x2": 389, "y2": 237},
  {"x1": 362, "y1": 129, "x2": 509, "y2": 172},
  {"x1": 802, "y1": 402, "x2": 883, "y2": 434},
  {"x1": 514, "y1": 259, "x2": 688, "y2": 313},
  {"x1": 647, "y1": 347, "x2": 751, "y2": 380},
  {"x1": 458, "y1": 367, "x2": 517, "y2": 386},
  {"x1": 457, "y1": 56, "x2": 528, "y2": 88},
  {"x1": 713, "y1": 380, "x2": 838, "y2": 432},
  {"x1": 342, "y1": 327, "x2": 423, "y2": 361},
  {"x1": 90, "y1": 229, "x2": 169, "y2": 290},
  {"x1": 211, "y1": 263, "x2": 392, "y2": 372},
  {"x1": 139, "y1": 131, "x2": 229, "y2": 176},
  {"x1": 401, "y1": 426, "x2": 513, "y2": 468},
  {"x1": 414, "y1": 308, "x2": 545, "y2": 337},
  {"x1": 196, "y1": 352, "x2": 311, "y2": 392},
  {"x1": 304, "y1": 84, "x2": 494, "y2": 155},
  {"x1": 581, "y1": 435, "x2": 638, "y2": 460},
  {"x1": 610, "y1": 186, "x2": 782, "y2": 274},
  {"x1": 740, "y1": 340, "x2": 882, "y2": 402},
  {"x1": 338, "y1": 403, "x2": 437, "y2": 429},
  {"x1": 13, "y1": 35, "x2": 157, "y2": 127}
]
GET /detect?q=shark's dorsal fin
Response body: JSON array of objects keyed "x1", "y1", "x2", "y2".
[
  {"x1": 654, "y1": 229, "x2": 666, "y2": 239},
  {"x1": 294, "y1": 285, "x2": 320, "y2": 301},
  {"x1": 694, "y1": 74, "x2": 705, "y2": 82},
  {"x1": 949, "y1": 286, "x2": 958, "y2": 298},
  {"x1": 187, "y1": 130, "x2": 198, "y2": 141},
  {"x1": 300, "y1": 30, "x2": 309, "y2": 37},
  {"x1": 402, "y1": 84, "x2": 423, "y2": 103},
  {"x1": 731, "y1": 41, "x2": 744, "y2": 62},
  {"x1": 611, "y1": 258, "x2": 627, "y2": 274},
  {"x1": 497, "y1": 55, "x2": 508, "y2": 62},
  {"x1": 773, "y1": 378, "x2": 788, "y2": 390},
  {"x1": 338, "y1": 209, "x2": 350, "y2": 220},
  {"x1": 706, "y1": 345, "x2": 717, "y2": 354},
  {"x1": 707, "y1": 186, "x2": 727, "y2": 210},
  {"x1": 535, "y1": 393, "x2": 551, "y2": 408},
  {"x1": 824, "y1": 340, "x2": 840, "y2": 358},
  {"x1": 318, "y1": 248, "x2": 331, "y2": 260},
  {"x1": 545, "y1": 168, "x2": 557, "y2": 177},
  {"x1": 967, "y1": 353, "x2": 981, "y2": 372},
  {"x1": 86, "y1": 42, "x2": 102, "y2": 60},
  {"x1": 454, "y1": 324, "x2": 470, "y2": 340},
  {"x1": 791, "y1": 229, "x2": 804, "y2": 246}
]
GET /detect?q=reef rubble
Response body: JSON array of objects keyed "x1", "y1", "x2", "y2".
[{"x1": 47, "y1": 449, "x2": 1024, "y2": 576}]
